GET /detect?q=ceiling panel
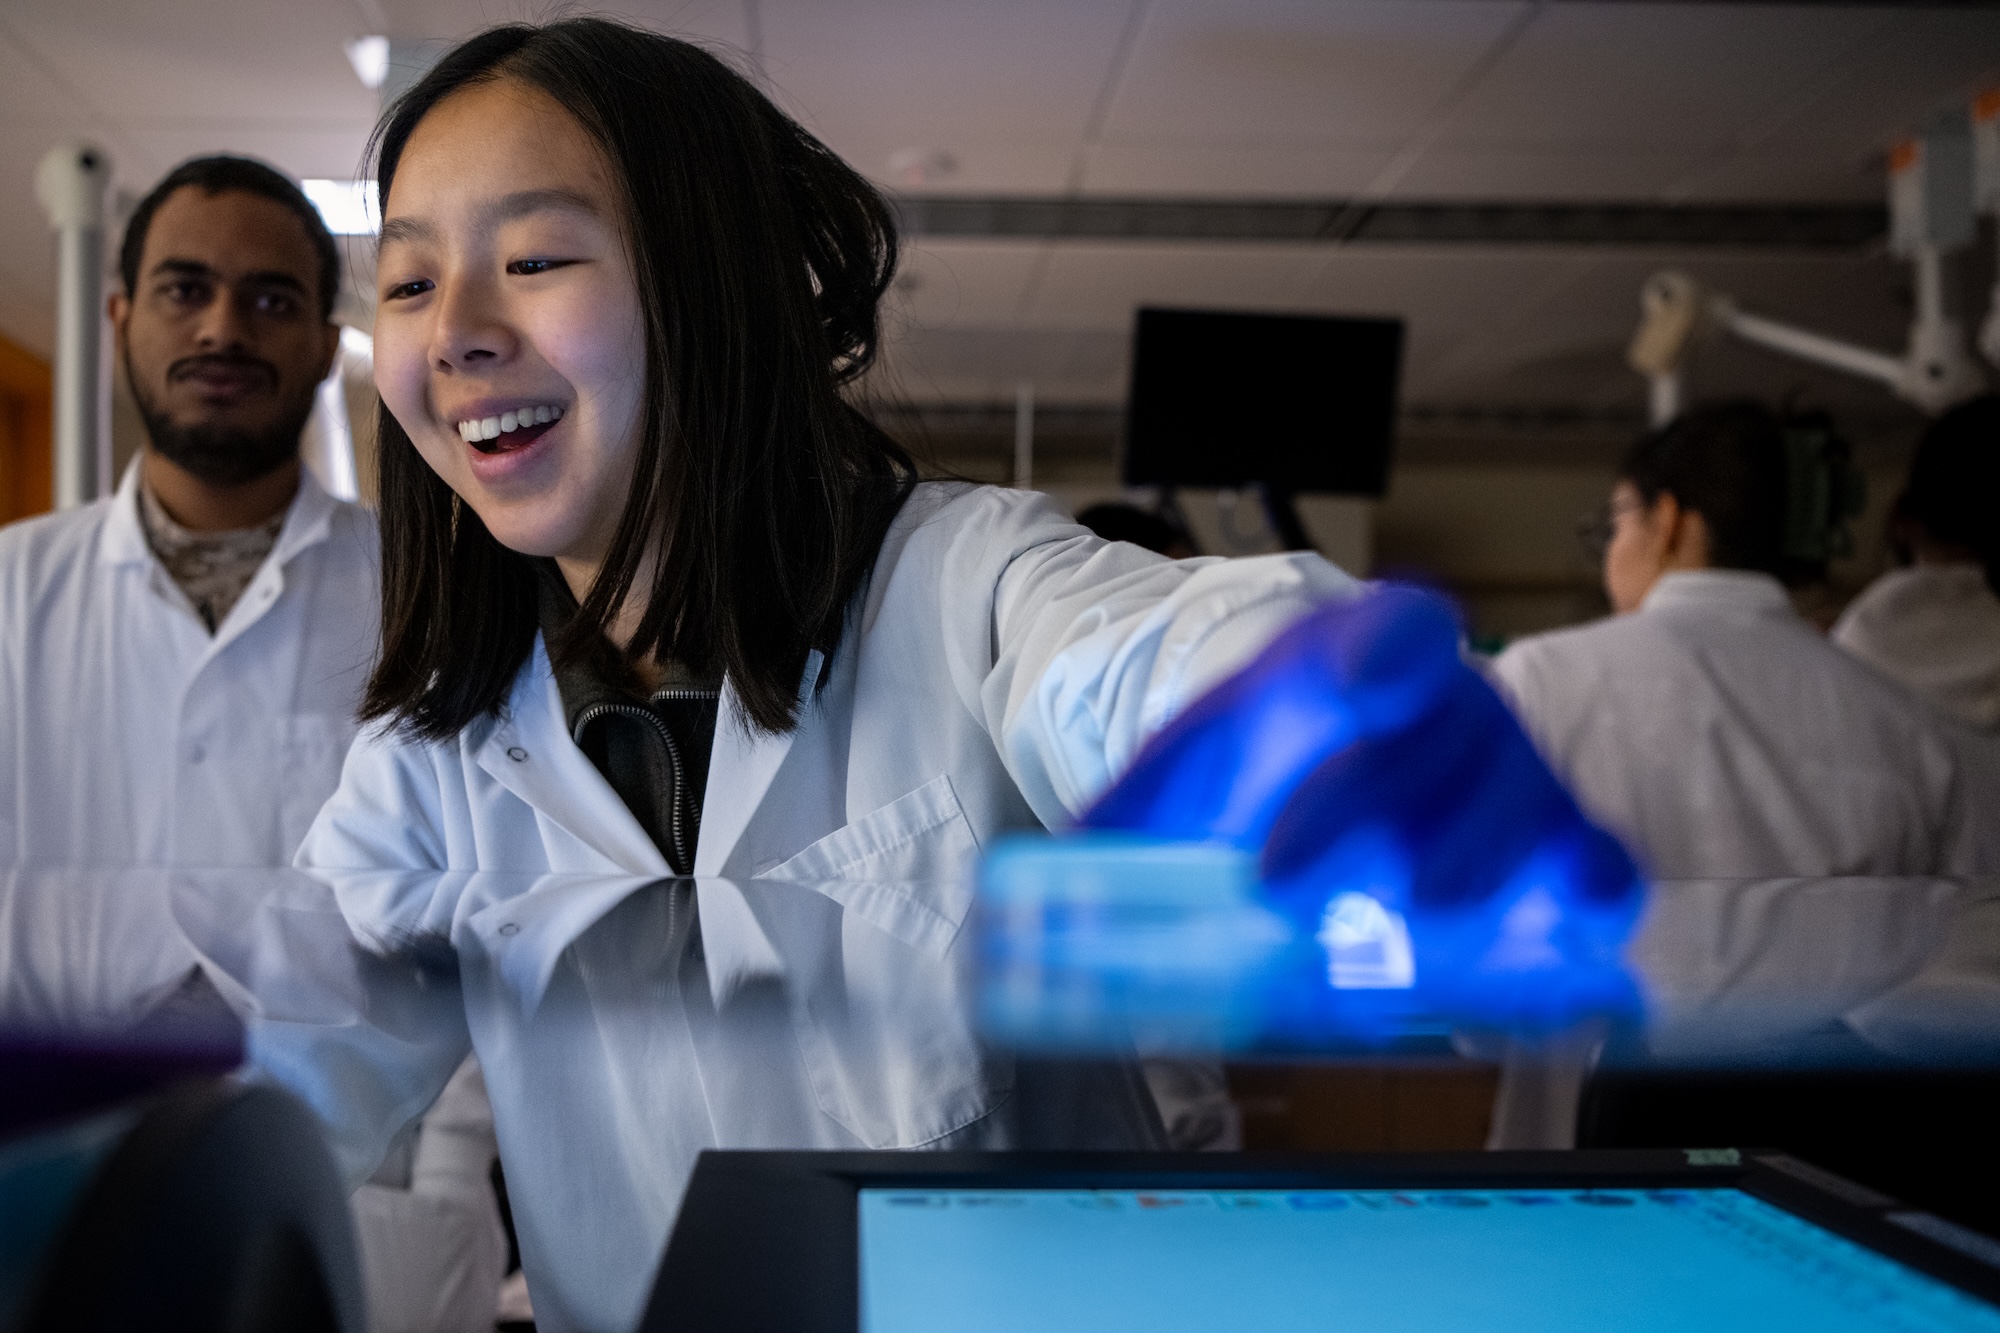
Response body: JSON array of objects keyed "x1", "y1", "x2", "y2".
[
  {"x1": 758, "y1": 0, "x2": 1132, "y2": 186},
  {"x1": 886, "y1": 239, "x2": 1044, "y2": 327},
  {"x1": 384, "y1": 0, "x2": 752, "y2": 52},
  {"x1": 1743, "y1": 9, "x2": 2000, "y2": 155},
  {"x1": 1294, "y1": 247, "x2": 1597, "y2": 386},
  {"x1": 813, "y1": 132, "x2": 1079, "y2": 194},
  {"x1": 1100, "y1": 0, "x2": 1530, "y2": 144},
  {"x1": 118, "y1": 127, "x2": 375, "y2": 183},
  {"x1": 1023, "y1": 242, "x2": 1332, "y2": 325},
  {"x1": 0, "y1": 21, "x2": 99, "y2": 130},
  {"x1": 6, "y1": 1, "x2": 372, "y2": 129},
  {"x1": 1436, "y1": 3, "x2": 1895, "y2": 149}
]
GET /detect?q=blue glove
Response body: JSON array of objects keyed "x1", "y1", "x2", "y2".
[{"x1": 1077, "y1": 585, "x2": 1643, "y2": 1031}]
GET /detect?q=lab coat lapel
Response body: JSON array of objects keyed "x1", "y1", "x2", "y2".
[
  {"x1": 472, "y1": 642, "x2": 672, "y2": 875},
  {"x1": 692, "y1": 651, "x2": 818, "y2": 877}
]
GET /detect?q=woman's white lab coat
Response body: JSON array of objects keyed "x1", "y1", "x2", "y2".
[{"x1": 299, "y1": 482, "x2": 1358, "y2": 879}]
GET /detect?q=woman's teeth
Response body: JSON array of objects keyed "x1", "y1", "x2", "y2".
[{"x1": 457, "y1": 404, "x2": 563, "y2": 443}]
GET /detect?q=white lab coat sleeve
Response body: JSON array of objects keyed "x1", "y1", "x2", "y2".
[
  {"x1": 1943, "y1": 728, "x2": 2000, "y2": 875},
  {"x1": 296, "y1": 723, "x2": 454, "y2": 870},
  {"x1": 0, "y1": 582, "x2": 16, "y2": 866},
  {"x1": 930, "y1": 487, "x2": 1362, "y2": 822}
]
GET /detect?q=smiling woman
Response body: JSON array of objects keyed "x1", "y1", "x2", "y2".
[{"x1": 308, "y1": 13, "x2": 1368, "y2": 886}]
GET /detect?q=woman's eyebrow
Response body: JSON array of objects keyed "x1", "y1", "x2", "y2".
[
  {"x1": 377, "y1": 189, "x2": 598, "y2": 249},
  {"x1": 481, "y1": 188, "x2": 599, "y2": 226},
  {"x1": 378, "y1": 215, "x2": 435, "y2": 248}
]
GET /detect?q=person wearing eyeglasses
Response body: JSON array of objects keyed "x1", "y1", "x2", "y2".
[{"x1": 1489, "y1": 400, "x2": 1992, "y2": 878}]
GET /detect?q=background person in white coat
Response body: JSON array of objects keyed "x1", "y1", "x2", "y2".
[
  {"x1": 0, "y1": 157, "x2": 503, "y2": 1333},
  {"x1": 0, "y1": 155, "x2": 376, "y2": 867},
  {"x1": 1490, "y1": 401, "x2": 1990, "y2": 879},
  {"x1": 1833, "y1": 394, "x2": 2000, "y2": 735}
]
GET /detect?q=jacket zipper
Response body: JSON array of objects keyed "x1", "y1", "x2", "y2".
[
  {"x1": 572, "y1": 700, "x2": 696, "y2": 874},
  {"x1": 650, "y1": 687, "x2": 721, "y2": 874}
]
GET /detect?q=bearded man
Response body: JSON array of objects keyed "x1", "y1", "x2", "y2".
[{"x1": 0, "y1": 155, "x2": 379, "y2": 866}]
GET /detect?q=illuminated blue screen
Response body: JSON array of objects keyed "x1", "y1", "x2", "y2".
[{"x1": 859, "y1": 1187, "x2": 2000, "y2": 1333}]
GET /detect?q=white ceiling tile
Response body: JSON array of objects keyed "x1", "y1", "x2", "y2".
[
  {"x1": 1438, "y1": 4, "x2": 1897, "y2": 149},
  {"x1": 1024, "y1": 242, "x2": 1332, "y2": 326},
  {"x1": 757, "y1": 0, "x2": 1133, "y2": 162},
  {"x1": 6, "y1": 3, "x2": 373, "y2": 133},
  {"x1": 837, "y1": 133, "x2": 1079, "y2": 194},
  {"x1": 1100, "y1": 0, "x2": 1531, "y2": 144},
  {"x1": 1295, "y1": 247, "x2": 1597, "y2": 399},
  {"x1": 885, "y1": 240, "x2": 1044, "y2": 329},
  {"x1": 117, "y1": 126, "x2": 376, "y2": 183},
  {"x1": 0, "y1": 21, "x2": 100, "y2": 129},
  {"x1": 381, "y1": 0, "x2": 752, "y2": 52},
  {"x1": 1745, "y1": 10, "x2": 2000, "y2": 156}
]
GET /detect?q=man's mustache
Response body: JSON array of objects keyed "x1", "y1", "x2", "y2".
[{"x1": 167, "y1": 353, "x2": 279, "y2": 388}]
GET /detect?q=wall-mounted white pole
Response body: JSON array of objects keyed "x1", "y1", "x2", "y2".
[
  {"x1": 1013, "y1": 379, "x2": 1034, "y2": 490},
  {"x1": 35, "y1": 144, "x2": 112, "y2": 510},
  {"x1": 1646, "y1": 371, "x2": 1681, "y2": 429}
]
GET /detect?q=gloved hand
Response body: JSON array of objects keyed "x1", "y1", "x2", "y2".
[{"x1": 1078, "y1": 585, "x2": 1643, "y2": 1029}]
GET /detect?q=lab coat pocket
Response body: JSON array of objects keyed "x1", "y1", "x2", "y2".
[
  {"x1": 755, "y1": 773, "x2": 979, "y2": 950},
  {"x1": 758, "y1": 775, "x2": 1010, "y2": 1147}
]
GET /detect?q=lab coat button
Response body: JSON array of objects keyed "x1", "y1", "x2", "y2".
[
  {"x1": 497, "y1": 923, "x2": 520, "y2": 936},
  {"x1": 187, "y1": 744, "x2": 206, "y2": 764},
  {"x1": 506, "y1": 746, "x2": 529, "y2": 762}
]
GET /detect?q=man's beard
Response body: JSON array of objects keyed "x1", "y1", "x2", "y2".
[{"x1": 128, "y1": 351, "x2": 317, "y2": 487}]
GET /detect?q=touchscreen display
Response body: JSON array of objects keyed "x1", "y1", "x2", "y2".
[{"x1": 859, "y1": 1186, "x2": 2000, "y2": 1333}]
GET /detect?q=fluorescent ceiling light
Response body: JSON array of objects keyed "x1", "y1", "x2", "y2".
[
  {"x1": 303, "y1": 179, "x2": 377, "y2": 235},
  {"x1": 346, "y1": 35, "x2": 390, "y2": 90}
]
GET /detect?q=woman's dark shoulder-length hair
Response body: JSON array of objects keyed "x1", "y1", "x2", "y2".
[{"x1": 361, "y1": 17, "x2": 917, "y2": 741}]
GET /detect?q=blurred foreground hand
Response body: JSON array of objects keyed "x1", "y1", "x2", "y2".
[{"x1": 981, "y1": 587, "x2": 1645, "y2": 1051}]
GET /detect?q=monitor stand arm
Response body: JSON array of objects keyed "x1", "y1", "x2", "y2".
[{"x1": 1258, "y1": 483, "x2": 1316, "y2": 553}]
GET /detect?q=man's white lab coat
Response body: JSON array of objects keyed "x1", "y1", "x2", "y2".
[
  {"x1": 1490, "y1": 569, "x2": 1984, "y2": 879},
  {"x1": 0, "y1": 463, "x2": 377, "y2": 867},
  {"x1": 1832, "y1": 563, "x2": 2000, "y2": 733},
  {"x1": 299, "y1": 483, "x2": 1358, "y2": 878}
]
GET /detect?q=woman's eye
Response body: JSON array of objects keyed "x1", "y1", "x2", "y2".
[
  {"x1": 383, "y1": 278, "x2": 434, "y2": 301},
  {"x1": 507, "y1": 259, "x2": 570, "y2": 276}
]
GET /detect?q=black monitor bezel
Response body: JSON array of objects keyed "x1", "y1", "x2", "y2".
[
  {"x1": 642, "y1": 1149, "x2": 2000, "y2": 1332},
  {"x1": 1120, "y1": 305, "x2": 1405, "y2": 497}
]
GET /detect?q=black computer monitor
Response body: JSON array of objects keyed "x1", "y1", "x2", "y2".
[
  {"x1": 644, "y1": 1149, "x2": 2000, "y2": 1332},
  {"x1": 1122, "y1": 307, "x2": 1404, "y2": 497}
]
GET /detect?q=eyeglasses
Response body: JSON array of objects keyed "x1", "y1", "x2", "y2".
[{"x1": 1575, "y1": 495, "x2": 1642, "y2": 560}]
